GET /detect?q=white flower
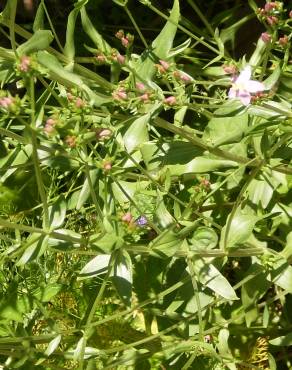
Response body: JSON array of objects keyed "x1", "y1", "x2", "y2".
[{"x1": 228, "y1": 65, "x2": 265, "y2": 106}]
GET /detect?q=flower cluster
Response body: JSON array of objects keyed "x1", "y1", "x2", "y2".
[
  {"x1": 257, "y1": 1, "x2": 284, "y2": 26},
  {"x1": 115, "y1": 29, "x2": 134, "y2": 48}
]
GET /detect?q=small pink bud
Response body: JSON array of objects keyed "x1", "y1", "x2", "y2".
[
  {"x1": 97, "y1": 128, "x2": 112, "y2": 139},
  {"x1": 261, "y1": 32, "x2": 272, "y2": 43},
  {"x1": 103, "y1": 161, "x2": 112, "y2": 171},
  {"x1": 0, "y1": 96, "x2": 14, "y2": 108},
  {"x1": 67, "y1": 92, "x2": 74, "y2": 101},
  {"x1": 113, "y1": 89, "x2": 127, "y2": 100},
  {"x1": 159, "y1": 60, "x2": 170, "y2": 70},
  {"x1": 96, "y1": 54, "x2": 106, "y2": 63},
  {"x1": 267, "y1": 15, "x2": 278, "y2": 25},
  {"x1": 44, "y1": 124, "x2": 55, "y2": 134},
  {"x1": 75, "y1": 97, "x2": 85, "y2": 108},
  {"x1": 289, "y1": 10, "x2": 292, "y2": 18},
  {"x1": 121, "y1": 37, "x2": 129, "y2": 48},
  {"x1": 180, "y1": 73, "x2": 191, "y2": 83},
  {"x1": 136, "y1": 82, "x2": 145, "y2": 91},
  {"x1": 264, "y1": 2, "x2": 277, "y2": 12},
  {"x1": 122, "y1": 212, "x2": 133, "y2": 223},
  {"x1": 140, "y1": 93, "x2": 150, "y2": 102},
  {"x1": 223, "y1": 64, "x2": 237, "y2": 74},
  {"x1": 19, "y1": 55, "x2": 31, "y2": 72},
  {"x1": 279, "y1": 35, "x2": 288, "y2": 46},
  {"x1": 115, "y1": 30, "x2": 124, "y2": 39},
  {"x1": 65, "y1": 136, "x2": 77, "y2": 148},
  {"x1": 46, "y1": 118, "x2": 55, "y2": 126},
  {"x1": 117, "y1": 54, "x2": 126, "y2": 64},
  {"x1": 164, "y1": 96, "x2": 176, "y2": 105}
]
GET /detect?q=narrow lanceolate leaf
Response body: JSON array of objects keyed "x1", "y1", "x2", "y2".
[
  {"x1": 136, "y1": 0, "x2": 180, "y2": 82},
  {"x1": 270, "y1": 333, "x2": 292, "y2": 346},
  {"x1": 78, "y1": 254, "x2": 111, "y2": 279},
  {"x1": 44, "y1": 335, "x2": 62, "y2": 357},
  {"x1": 76, "y1": 169, "x2": 99, "y2": 210},
  {"x1": 111, "y1": 251, "x2": 132, "y2": 306},
  {"x1": 48, "y1": 195, "x2": 66, "y2": 229}
]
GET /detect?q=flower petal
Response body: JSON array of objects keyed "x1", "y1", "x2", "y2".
[
  {"x1": 245, "y1": 80, "x2": 265, "y2": 93},
  {"x1": 236, "y1": 65, "x2": 251, "y2": 84},
  {"x1": 228, "y1": 88, "x2": 237, "y2": 99},
  {"x1": 238, "y1": 91, "x2": 251, "y2": 106}
]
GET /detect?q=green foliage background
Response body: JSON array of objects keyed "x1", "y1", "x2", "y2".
[{"x1": 0, "y1": 0, "x2": 291, "y2": 369}]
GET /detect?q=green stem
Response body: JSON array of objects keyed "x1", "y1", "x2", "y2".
[
  {"x1": 125, "y1": 6, "x2": 148, "y2": 48},
  {"x1": 187, "y1": 0, "x2": 214, "y2": 36}
]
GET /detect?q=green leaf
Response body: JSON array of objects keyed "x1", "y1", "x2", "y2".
[
  {"x1": 155, "y1": 194, "x2": 174, "y2": 229},
  {"x1": 33, "y1": 2, "x2": 45, "y2": 32},
  {"x1": 44, "y1": 335, "x2": 62, "y2": 357},
  {"x1": 150, "y1": 229, "x2": 183, "y2": 258},
  {"x1": 17, "y1": 234, "x2": 48, "y2": 266},
  {"x1": 136, "y1": 0, "x2": 180, "y2": 82},
  {"x1": 111, "y1": 250, "x2": 132, "y2": 306},
  {"x1": 220, "y1": 211, "x2": 259, "y2": 249},
  {"x1": 76, "y1": 169, "x2": 99, "y2": 210},
  {"x1": 249, "y1": 37, "x2": 267, "y2": 67},
  {"x1": 48, "y1": 195, "x2": 66, "y2": 229},
  {"x1": 269, "y1": 333, "x2": 292, "y2": 346},
  {"x1": 263, "y1": 65, "x2": 281, "y2": 90},
  {"x1": 269, "y1": 255, "x2": 292, "y2": 293},
  {"x1": 17, "y1": 30, "x2": 54, "y2": 56},
  {"x1": 246, "y1": 179, "x2": 273, "y2": 209},
  {"x1": 189, "y1": 227, "x2": 218, "y2": 250},
  {"x1": 78, "y1": 254, "x2": 111, "y2": 279},
  {"x1": 203, "y1": 113, "x2": 248, "y2": 147},
  {"x1": 123, "y1": 113, "x2": 150, "y2": 153},
  {"x1": 191, "y1": 258, "x2": 238, "y2": 300}
]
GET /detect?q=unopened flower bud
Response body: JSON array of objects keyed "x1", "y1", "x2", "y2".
[
  {"x1": 115, "y1": 30, "x2": 124, "y2": 39},
  {"x1": 122, "y1": 212, "x2": 133, "y2": 223},
  {"x1": 261, "y1": 32, "x2": 272, "y2": 43},
  {"x1": 159, "y1": 60, "x2": 170, "y2": 70},
  {"x1": 140, "y1": 93, "x2": 150, "y2": 102},
  {"x1": 103, "y1": 161, "x2": 112, "y2": 171},
  {"x1": 223, "y1": 64, "x2": 237, "y2": 74},
  {"x1": 117, "y1": 54, "x2": 125, "y2": 64},
  {"x1": 75, "y1": 97, "x2": 85, "y2": 108},
  {"x1": 121, "y1": 37, "x2": 129, "y2": 48},
  {"x1": 289, "y1": 10, "x2": 292, "y2": 18},
  {"x1": 96, "y1": 53, "x2": 106, "y2": 63},
  {"x1": 44, "y1": 124, "x2": 55, "y2": 134},
  {"x1": 164, "y1": 96, "x2": 176, "y2": 105},
  {"x1": 264, "y1": 2, "x2": 277, "y2": 12},
  {"x1": 113, "y1": 89, "x2": 127, "y2": 100},
  {"x1": 279, "y1": 35, "x2": 288, "y2": 46},
  {"x1": 19, "y1": 55, "x2": 31, "y2": 72},
  {"x1": 97, "y1": 128, "x2": 112, "y2": 140},
  {"x1": 0, "y1": 96, "x2": 14, "y2": 109},
  {"x1": 267, "y1": 15, "x2": 278, "y2": 25},
  {"x1": 65, "y1": 136, "x2": 77, "y2": 148},
  {"x1": 136, "y1": 82, "x2": 145, "y2": 91},
  {"x1": 46, "y1": 118, "x2": 55, "y2": 126},
  {"x1": 67, "y1": 92, "x2": 74, "y2": 101}
]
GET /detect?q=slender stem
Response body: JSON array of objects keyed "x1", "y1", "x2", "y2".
[
  {"x1": 9, "y1": 0, "x2": 17, "y2": 55},
  {"x1": 124, "y1": 6, "x2": 148, "y2": 48},
  {"x1": 41, "y1": 0, "x2": 64, "y2": 52},
  {"x1": 187, "y1": 0, "x2": 214, "y2": 36}
]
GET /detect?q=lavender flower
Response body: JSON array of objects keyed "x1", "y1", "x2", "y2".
[
  {"x1": 135, "y1": 215, "x2": 148, "y2": 227},
  {"x1": 228, "y1": 65, "x2": 265, "y2": 106}
]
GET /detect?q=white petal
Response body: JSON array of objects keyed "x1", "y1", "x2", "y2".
[
  {"x1": 236, "y1": 65, "x2": 252, "y2": 84},
  {"x1": 228, "y1": 88, "x2": 237, "y2": 98},
  {"x1": 238, "y1": 92, "x2": 251, "y2": 106},
  {"x1": 245, "y1": 80, "x2": 265, "y2": 93}
]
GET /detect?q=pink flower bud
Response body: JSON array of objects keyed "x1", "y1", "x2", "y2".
[
  {"x1": 223, "y1": 64, "x2": 237, "y2": 74},
  {"x1": 19, "y1": 55, "x2": 31, "y2": 72},
  {"x1": 46, "y1": 118, "x2": 55, "y2": 126},
  {"x1": 67, "y1": 92, "x2": 74, "y2": 101},
  {"x1": 75, "y1": 97, "x2": 85, "y2": 108},
  {"x1": 140, "y1": 93, "x2": 150, "y2": 102},
  {"x1": 159, "y1": 60, "x2": 170, "y2": 70},
  {"x1": 136, "y1": 82, "x2": 145, "y2": 91},
  {"x1": 179, "y1": 72, "x2": 191, "y2": 83},
  {"x1": 261, "y1": 32, "x2": 272, "y2": 43},
  {"x1": 117, "y1": 54, "x2": 125, "y2": 64},
  {"x1": 279, "y1": 35, "x2": 288, "y2": 46},
  {"x1": 0, "y1": 96, "x2": 14, "y2": 108},
  {"x1": 96, "y1": 54, "x2": 106, "y2": 63},
  {"x1": 103, "y1": 161, "x2": 112, "y2": 171},
  {"x1": 164, "y1": 96, "x2": 176, "y2": 105},
  {"x1": 289, "y1": 10, "x2": 292, "y2": 18},
  {"x1": 97, "y1": 128, "x2": 112, "y2": 139},
  {"x1": 122, "y1": 212, "x2": 133, "y2": 223},
  {"x1": 264, "y1": 2, "x2": 277, "y2": 12},
  {"x1": 44, "y1": 124, "x2": 55, "y2": 134},
  {"x1": 115, "y1": 30, "x2": 124, "y2": 39},
  {"x1": 267, "y1": 15, "x2": 278, "y2": 25},
  {"x1": 121, "y1": 37, "x2": 129, "y2": 48},
  {"x1": 65, "y1": 136, "x2": 77, "y2": 148},
  {"x1": 113, "y1": 89, "x2": 127, "y2": 100}
]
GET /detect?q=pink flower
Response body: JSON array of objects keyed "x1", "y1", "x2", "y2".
[
  {"x1": 122, "y1": 212, "x2": 133, "y2": 223},
  {"x1": 121, "y1": 37, "x2": 129, "y2": 48},
  {"x1": 228, "y1": 65, "x2": 265, "y2": 106},
  {"x1": 164, "y1": 96, "x2": 176, "y2": 105},
  {"x1": 140, "y1": 93, "x2": 150, "y2": 102},
  {"x1": 19, "y1": 55, "x2": 31, "y2": 72},
  {"x1": 261, "y1": 32, "x2": 272, "y2": 43},
  {"x1": 75, "y1": 97, "x2": 85, "y2": 108},
  {"x1": 112, "y1": 88, "x2": 127, "y2": 100},
  {"x1": 264, "y1": 2, "x2": 277, "y2": 12},
  {"x1": 279, "y1": 35, "x2": 288, "y2": 46}
]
